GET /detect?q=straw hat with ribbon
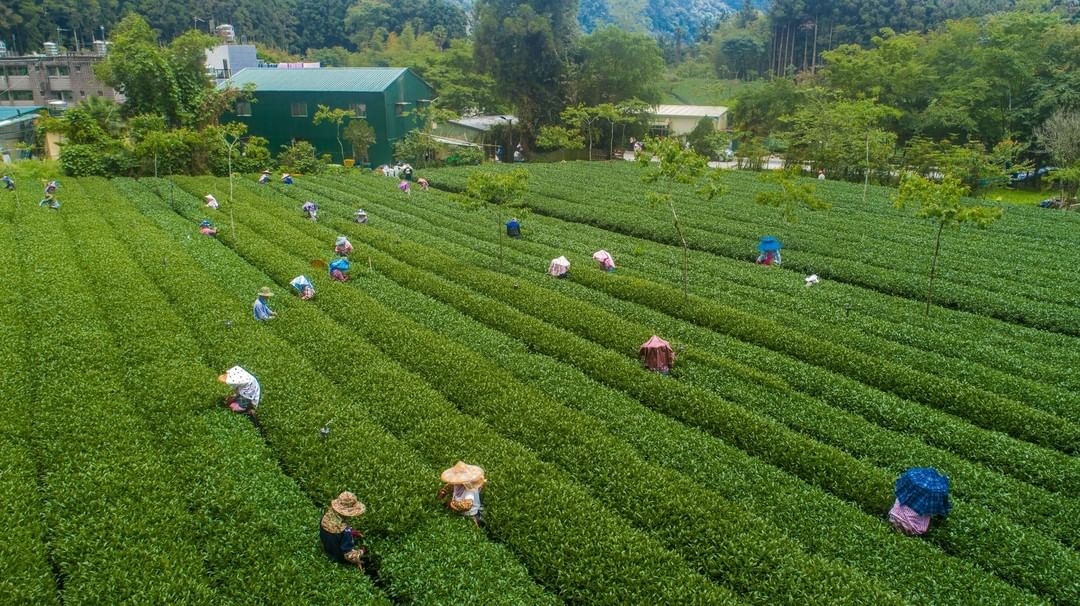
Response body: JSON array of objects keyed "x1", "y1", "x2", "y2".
[
  {"x1": 331, "y1": 491, "x2": 367, "y2": 517},
  {"x1": 218, "y1": 366, "x2": 255, "y2": 387},
  {"x1": 257, "y1": 287, "x2": 274, "y2": 298},
  {"x1": 441, "y1": 461, "x2": 485, "y2": 486}
]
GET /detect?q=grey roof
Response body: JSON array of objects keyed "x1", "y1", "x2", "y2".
[
  {"x1": 449, "y1": 115, "x2": 518, "y2": 132},
  {"x1": 222, "y1": 67, "x2": 411, "y2": 92}
]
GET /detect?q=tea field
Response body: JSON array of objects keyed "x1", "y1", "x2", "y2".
[{"x1": 2, "y1": 161, "x2": 1078, "y2": 605}]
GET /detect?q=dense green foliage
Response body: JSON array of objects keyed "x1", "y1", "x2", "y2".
[{"x1": 2, "y1": 155, "x2": 1077, "y2": 602}]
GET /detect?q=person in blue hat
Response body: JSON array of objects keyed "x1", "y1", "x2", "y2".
[
  {"x1": 290, "y1": 275, "x2": 315, "y2": 300},
  {"x1": 756, "y1": 236, "x2": 782, "y2": 266},
  {"x1": 889, "y1": 467, "x2": 951, "y2": 536},
  {"x1": 506, "y1": 218, "x2": 521, "y2": 238},
  {"x1": 199, "y1": 220, "x2": 217, "y2": 236},
  {"x1": 2, "y1": 175, "x2": 15, "y2": 191},
  {"x1": 329, "y1": 257, "x2": 351, "y2": 282}
]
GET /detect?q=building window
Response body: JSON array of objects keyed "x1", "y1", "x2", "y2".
[
  {"x1": 395, "y1": 102, "x2": 410, "y2": 117},
  {"x1": 97, "y1": 90, "x2": 103, "y2": 96},
  {"x1": 352, "y1": 103, "x2": 366, "y2": 117},
  {"x1": 47, "y1": 65, "x2": 70, "y2": 77},
  {"x1": 11, "y1": 90, "x2": 34, "y2": 101},
  {"x1": 291, "y1": 102, "x2": 308, "y2": 117},
  {"x1": 54, "y1": 90, "x2": 73, "y2": 101},
  {"x1": 235, "y1": 101, "x2": 252, "y2": 117},
  {"x1": 4, "y1": 65, "x2": 29, "y2": 76},
  {"x1": 80, "y1": 90, "x2": 86, "y2": 97},
  {"x1": 74, "y1": 65, "x2": 81, "y2": 72}
]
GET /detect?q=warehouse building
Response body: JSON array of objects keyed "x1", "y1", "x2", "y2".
[{"x1": 220, "y1": 67, "x2": 435, "y2": 167}]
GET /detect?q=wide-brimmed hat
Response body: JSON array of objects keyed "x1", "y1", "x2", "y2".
[
  {"x1": 262, "y1": 169, "x2": 271, "y2": 174},
  {"x1": 200, "y1": 220, "x2": 211, "y2": 227},
  {"x1": 218, "y1": 366, "x2": 255, "y2": 386},
  {"x1": 441, "y1": 461, "x2": 485, "y2": 485},
  {"x1": 331, "y1": 491, "x2": 367, "y2": 517},
  {"x1": 204, "y1": 194, "x2": 215, "y2": 200},
  {"x1": 257, "y1": 287, "x2": 274, "y2": 297},
  {"x1": 335, "y1": 235, "x2": 349, "y2": 246}
]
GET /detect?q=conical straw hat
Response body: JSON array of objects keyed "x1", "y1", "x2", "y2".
[
  {"x1": 330, "y1": 491, "x2": 366, "y2": 517},
  {"x1": 441, "y1": 461, "x2": 485, "y2": 485},
  {"x1": 218, "y1": 366, "x2": 255, "y2": 386}
]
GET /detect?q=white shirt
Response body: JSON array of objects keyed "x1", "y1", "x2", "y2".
[
  {"x1": 453, "y1": 485, "x2": 481, "y2": 516},
  {"x1": 237, "y1": 379, "x2": 261, "y2": 407}
]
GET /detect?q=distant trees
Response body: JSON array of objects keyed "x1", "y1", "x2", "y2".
[{"x1": 474, "y1": 0, "x2": 580, "y2": 140}]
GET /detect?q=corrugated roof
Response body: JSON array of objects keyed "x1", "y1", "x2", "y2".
[
  {"x1": 221, "y1": 68, "x2": 409, "y2": 92},
  {"x1": 449, "y1": 115, "x2": 518, "y2": 131},
  {"x1": 654, "y1": 104, "x2": 728, "y2": 118},
  {"x1": 0, "y1": 106, "x2": 44, "y2": 121}
]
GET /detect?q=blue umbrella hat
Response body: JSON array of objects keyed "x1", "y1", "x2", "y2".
[
  {"x1": 895, "y1": 467, "x2": 952, "y2": 517},
  {"x1": 758, "y1": 236, "x2": 782, "y2": 252},
  {"x1": 328, "y1": 258, "x2": 351, "y2": 274}
]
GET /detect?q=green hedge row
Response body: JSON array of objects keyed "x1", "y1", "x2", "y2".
[
  {"x1": 175, "y1": 176, "x2": 905, "y2": 605},
  {"x1": 57, "y1": 181, "x2": 386, "y2": 604},
  {"x1": 15, "y1": 184, "x2": 225, "y2": 603},
  {"x1": 119, "y1": 177, "x2": 729, "y2": 605},
  {"x1": 307, "y1": 173, "x2": 1079, "y2": 428},
  {"x1": 296, "y1": 175, "x2": 1080, "y2": 534},
  {"x1": 104, "y1": 179, "x2": 563, "y2": 606},
  {"x1": 287, "y1": 202, "x2": 1079, "y2": 604},
  {"x1": 263, "y1": 193, "x2": 1044, "y2": 604},
  {"x1": 0, "y1": 220, "x2": 60, "y2": 605},
  {"x1": 220, "y1": 175, "x2": 1076, "y2": 602}
]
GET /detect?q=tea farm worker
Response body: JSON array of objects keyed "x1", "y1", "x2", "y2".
[
  {"x1": 320, "y1": 492, "x2": 367, "y2": 569},
  {"x1": 253, "y1": 287, "x2": 277, "y2": 321},
  {"x1": 437, "y1": 461, "x2": 486, "y2": 527},
  {"x1": 39, "y1": 193, "x2": 60, "y2": 210},
  {"x1": 290, "y1": 275, "x2": 315, "y2": 300},
  {"x1": 204, "y1": 194, "x2": 219, "y2": 210},
  {"x1": 302, "y1": 201, "x2": 318, "y2": 221},
  {"x1": 329, "y1": 257, "x2": 351, "y2": 282},
  {"x1": 44, "y1": 180, "x2": 59, "y2": 195},
  {"x1": 399, "y1": 179, "x2": 411, "y2": 194},
  {"x1": 355, "y1": 209, "x2": 368, "y2": 224},
  {"x1": 258, "y1": 169, "x2": 271, "y2": 184},
  {"x1": 281, "y1": 173, "x2": 294, "y2": 185},
  {"x1": 2, "y1": 175, "x2": 14, "y2": 190},
  {"x1": 199, "y1": 220, "x2": 218, "y2": 236},
  {"x1": 417, "y1": 177, "x2": 429, "y2": 191},
  {"x1": 218, "y1": 366, "x2": 261, "y2": 413},
  {"x1": 334, "y1": 235, "x2": 354, "y2": 256}
]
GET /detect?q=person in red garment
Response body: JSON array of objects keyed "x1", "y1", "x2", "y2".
[{"x1": 320, "y1": 492, "x2": 367, "y2": 569}]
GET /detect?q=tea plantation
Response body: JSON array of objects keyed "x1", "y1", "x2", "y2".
[{"x1": 2, "y1": 162, "x2": 1077, "y2": 604}]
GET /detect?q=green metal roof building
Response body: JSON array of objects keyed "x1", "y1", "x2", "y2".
[{"x1": 220, "y1": 67, "x2": 435, "y2": 167}]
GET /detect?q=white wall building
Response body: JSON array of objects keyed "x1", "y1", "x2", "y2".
[{"x1": 652, "y1": 104, "x2": 728, "y2": 136}]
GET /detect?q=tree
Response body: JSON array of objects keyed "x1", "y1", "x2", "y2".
[
  {"x1": 894, "y1": 173, "x2": 1003, "y2": 316},
  {"x1": 457, "y1": 169, "x2": 530, "y2": 268},
  {"x1": 1036, "y1": 109, "x2": 1080, "y2": 201},
  {"x1": 636, "y1": 137, "x2": 726, "y2": 302},
  {"x1": 94, "y1": 15, "x2": 215, "y2": 127},
  {"x1": 574, "y1": 26, "x2": 664, "y2": 105},
  {"x1": 536, "y1": 125, "x2": 585, "y2": 160},
  {"x1": 754, "y1": 169, "x2": 831, "y2": 223},
  {"x1": 312, "y1": 106, "x2": 357, "y2": 164},
  {"x1": 781, "y1": 95, "x2": 900, "y2": 182},
  {"x1": 474, "y1": 0, "x2": 579, "y2": 140},
  {"x1": 344, "y1": 119, "x2": 377, "y2": 164},
  {"x1": 560, "y1": 104, "x2": 602, "y2": 160}
]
